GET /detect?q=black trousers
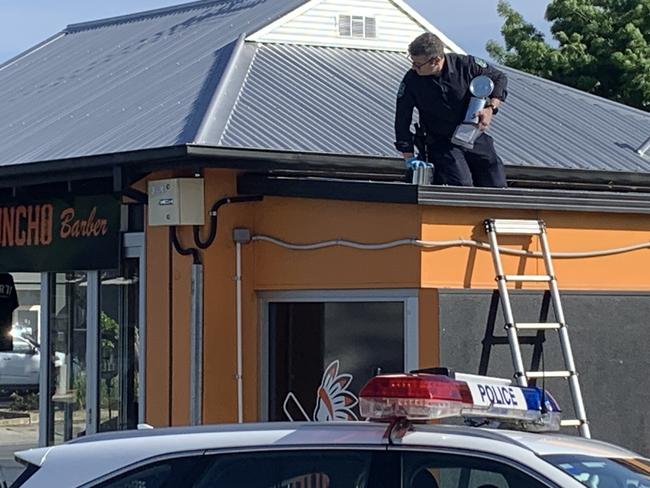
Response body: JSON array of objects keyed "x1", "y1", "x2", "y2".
[{"x1": 426, "y1": 133, "x2": 507, "y2": 188}]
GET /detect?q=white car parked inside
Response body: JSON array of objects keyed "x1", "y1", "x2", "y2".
[{"x1": 8, "y1": 370, "x2": 650, "y2": 488}]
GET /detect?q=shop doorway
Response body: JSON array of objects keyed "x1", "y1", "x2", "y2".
[
  {"x1": 40, "y1": 233, "x2": 145, "y2": 445},
  {"x1": 260, "y1": 290, "x2": 418, "y2": 422}
]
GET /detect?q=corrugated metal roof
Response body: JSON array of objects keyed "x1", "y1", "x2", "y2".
[
  {"x1": 1, "y1": 1, "x2": 649, "y2": 179},
  {"x1": 0, "y1": 0, "x2": 306, "y2": 167},
  {"x1": 221, "y1": 43, "x2": 650, "y2": 174}
]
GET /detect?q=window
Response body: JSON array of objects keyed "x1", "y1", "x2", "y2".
[
  {"x1": 94, "y1": 456, "x2": 206, "y2": 487},
  {"x1": 543, "y1": 454, "x2": 650, "y2": 488},
  {"x1": 11, "y1": 272, "x2": 41, "y2": 343},
  {"x1": 94, "y1": 449, "x2": 554, "y2": 488},
  {"x1": 195, "y1": 450, "x2": 375, "y2": 488},
  {"x1": 339, "y1": 14, "x2": 351, "y2": 36},
  {"x1": 267, "y1": 299, "x2": 405, "y2": 421},
  {"x1": 338, "y1": 15, "x2": 377, "y2": 39},
  {"x1": 12, "y1": 337, "x2": 35, "y2": 354},
  {"x1": 402, "y1": 452, "x2": 550, "y2": 488}
]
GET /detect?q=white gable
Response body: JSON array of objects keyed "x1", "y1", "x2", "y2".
[{"x1": 247, "y1": 0, "x2": 465, "y2": 53}]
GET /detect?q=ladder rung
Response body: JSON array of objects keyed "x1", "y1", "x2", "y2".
[
  {"x1": 526, "y1": 371, "x2": 572, "y2": 379},
  {"x1": 485, "y1": 336, "x2": 540, "y2": 345},
  {"x1": 488, "y1": 219, "x2": 544, "y2": 235},
  {"x1": 503, "y1": 275, "x2": 553, "y2": 282},
  {"x1": 515, "y1": 322, "x2": 562, "y2": 330},
  {"x1": 561, "y1": 419, "x2": 584, "y2": 427}
]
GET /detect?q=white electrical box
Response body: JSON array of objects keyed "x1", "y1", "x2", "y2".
[{"x1": 148, "y1": 178, "x2": 205, "y2": 226}]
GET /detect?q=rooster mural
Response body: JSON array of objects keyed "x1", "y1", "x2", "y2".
[{"x1": 283, "y1": 360, "x2": 359, "y2": 422}]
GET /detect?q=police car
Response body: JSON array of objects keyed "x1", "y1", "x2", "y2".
[{"x1": 10, "y1": 371, "x2": 650, "y2": 488}]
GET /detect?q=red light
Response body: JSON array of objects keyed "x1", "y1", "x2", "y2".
[{"x1": 359, "y1": 374, "x2": 473, "y2": 403}]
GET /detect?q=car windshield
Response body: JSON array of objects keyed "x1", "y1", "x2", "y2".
[{"x1": 543, "y1": 454, "x2": 650, "y2": 488}]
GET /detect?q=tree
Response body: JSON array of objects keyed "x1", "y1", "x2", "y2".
[{"x1": 486, "y1": 0, "x2": 650, "y2": 111}]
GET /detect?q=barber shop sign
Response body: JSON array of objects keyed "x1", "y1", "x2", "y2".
[{"x1": 0, "y1": 195, "x2": 120, "y2": 272}]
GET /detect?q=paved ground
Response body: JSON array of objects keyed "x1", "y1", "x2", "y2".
[{"x1": 0, "y1": 423, "x2": 38, "y2": 486}]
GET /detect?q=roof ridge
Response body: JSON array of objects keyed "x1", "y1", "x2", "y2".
[
  {"x1": 501, "y1": 65, "x2": 650, "y2": 119},
  {"x1": 0, "y1": 32, "x2": 66, "y2": 72},
  {"x1": 64, "y1": 0, "x2": 235, "y2": 33}
]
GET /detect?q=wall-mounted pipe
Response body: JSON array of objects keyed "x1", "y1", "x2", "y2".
[
  {"x1": 233, "y1": 228, "x2": 251, "y2": 424},
  {"x1": 169, "y1": 227, "x2": 203, "y2": 425},
  {"x1": 235, "y1": 241, "x2": 243, "y2": 423},
  {"x1": 171, "y1": 196, "x2": 261, "y2": 426},
  {"x1": 189, "y1": 263, "x2": 204, "y2": 426},
  {"x1": 193, "y1": 195, "x2": 263, "y2": 249}
]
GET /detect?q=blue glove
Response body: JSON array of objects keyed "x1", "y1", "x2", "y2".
[
  {"x1": 405, "y1": 156, "x2": 425, "y2": 169},
  {"x1": 405, "y1": 157, "x2": 432, "y2": 170}
]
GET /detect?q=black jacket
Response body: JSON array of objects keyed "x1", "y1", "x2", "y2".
[{"x1": 394, "y1": 54, "x2": 508, "y2": 153}]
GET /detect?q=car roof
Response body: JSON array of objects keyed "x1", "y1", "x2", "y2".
[
  {"x1": 492, "y1": 429, "x2": 640, "y2": 457},
  {"x1": 17, "y1": 422, "x2": 389, "y2": 487},
  {"x1": 16, "y1": 422, "x2": 641, "y2": 487}
]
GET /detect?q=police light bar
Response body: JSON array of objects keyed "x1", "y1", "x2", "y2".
[{"x1": 358, "y1": 373, "x2": 561, "y2": 432}]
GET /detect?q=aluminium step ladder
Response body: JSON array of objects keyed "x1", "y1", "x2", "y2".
[{"x1": 484, "y1": 219, "x2": 590, "y2": 438}]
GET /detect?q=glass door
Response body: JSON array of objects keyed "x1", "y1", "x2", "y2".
[
  {"x1": 46, "y1": 272, "x2": 88, "y2": 444},
  {"x1": 98, "y1": 258, "x2": 140, "y2": 431},
  {"x1": 41, "y1": 233, "x2": 144, "y2": 445}
]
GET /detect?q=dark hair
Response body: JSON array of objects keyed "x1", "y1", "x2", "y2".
[{"x1": 408, "y1": 33, "x2": 445, "y2": 58}]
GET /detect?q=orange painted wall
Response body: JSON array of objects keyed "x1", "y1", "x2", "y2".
[
  {"x1": 145, "y1": 169, "x2": 650, "y2": 426},
  {"x1": 420, "y1": 207, "x2": 650, "y2": 290},
  {"x1": 252, "y1": 197, "x2": 421, "y2": 290},
  {"x1": 145, "y1": 169, "x2": 423, "y2": 425},
  {"x1": 145, "y1": 223, "x2": 171, "y2": 426}
]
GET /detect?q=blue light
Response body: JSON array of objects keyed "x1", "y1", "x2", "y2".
[{"x1": 522, "y1": 387, "x2": 561, "y2": 413}]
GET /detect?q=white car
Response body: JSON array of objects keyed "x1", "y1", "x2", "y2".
[
  {"x1": 9, "y1": 371, "x2": 650, "y2": 488},
  {"x1": 0, "y1": 335, "x2": 63, "y2": 393}
]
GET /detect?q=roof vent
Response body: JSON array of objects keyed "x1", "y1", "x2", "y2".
[
  {"x1": 338, "y1": 15, "x2": 377, "y2": 39},
  {"x1": 637, "y1": 136, "x2": 650, "y2": 157}
]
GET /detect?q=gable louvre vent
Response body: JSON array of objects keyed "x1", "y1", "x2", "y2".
[{"x1": 338, "y1": 15, "x2": 377, "y2": 39}]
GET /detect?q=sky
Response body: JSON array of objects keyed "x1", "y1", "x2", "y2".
[{"x1": 0, "y1": 0, "x2": 551, "y2": 63}]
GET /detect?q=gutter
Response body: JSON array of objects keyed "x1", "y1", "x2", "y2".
[
  {"x1": 3, "y1": 144, "x2": 650, "y2": 196},
  {"x1": 239, "y1": 174, "x2": 650, "y2": 216}
]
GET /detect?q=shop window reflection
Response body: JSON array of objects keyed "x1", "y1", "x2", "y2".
[
  {"x1": 0, "y1": 273, "x2": 41, "y2": 453},
  {"x1": 49, "y1": 272, "x2": 87, "y2": 444},
  {"x1": 268, "y1": 301, "x2": 404, "y2": 422},
  {"x1": 99, "y1": 260, "x2": 139, "y2": 432}
]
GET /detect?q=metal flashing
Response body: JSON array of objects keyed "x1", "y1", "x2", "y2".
[
  {"x1": 0, "y1": 32, "x2": 66, "y2": 73},
  {"x1": 186, "y1": 144, "x2": 403, "y2": 173},
  {"x1": 637, "y1": 136, "x2": 650, "y2": 158},
  {"x1": 237, "y1": 173, "x2": 417, "y2": 204},
  {"x1": 0, "y1": 146, "x2": 188, "y2": 188},
  {"x1": 418, "y1": 185, "x2": 650, "y2": 215},
  {"x1": 237, "y1": 173, "x2": 650, "y2": 215},
  {"x1": 195, "y1": 36, "x2": 258, "y2": 145}
]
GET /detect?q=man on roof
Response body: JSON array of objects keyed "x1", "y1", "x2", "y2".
[{"x1": 395, "y1": 33, "x2": 508, "y2": 188}]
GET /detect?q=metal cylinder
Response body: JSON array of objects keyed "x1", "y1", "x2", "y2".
[
  {"x1": 464, "y1": 97, "x2": 487, "y2": 124},
  {"x1": 411, "y1": 163, "x2": 433, "y2": 185}
]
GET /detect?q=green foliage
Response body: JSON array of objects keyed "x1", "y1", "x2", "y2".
[
  {"x1": 101, "y1": 311, "x2": 119, "y2": 352},
  {"x1": 487, "y1": 0, "x2": 650, "y2": 111},
  {"x1": 9, "y1": 391, "x2": 39, "y2": 411}
]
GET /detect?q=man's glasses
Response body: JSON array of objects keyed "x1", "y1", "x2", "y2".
[{"x1": 407, "y1": 55, "x2": 442, "y2": 70}]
